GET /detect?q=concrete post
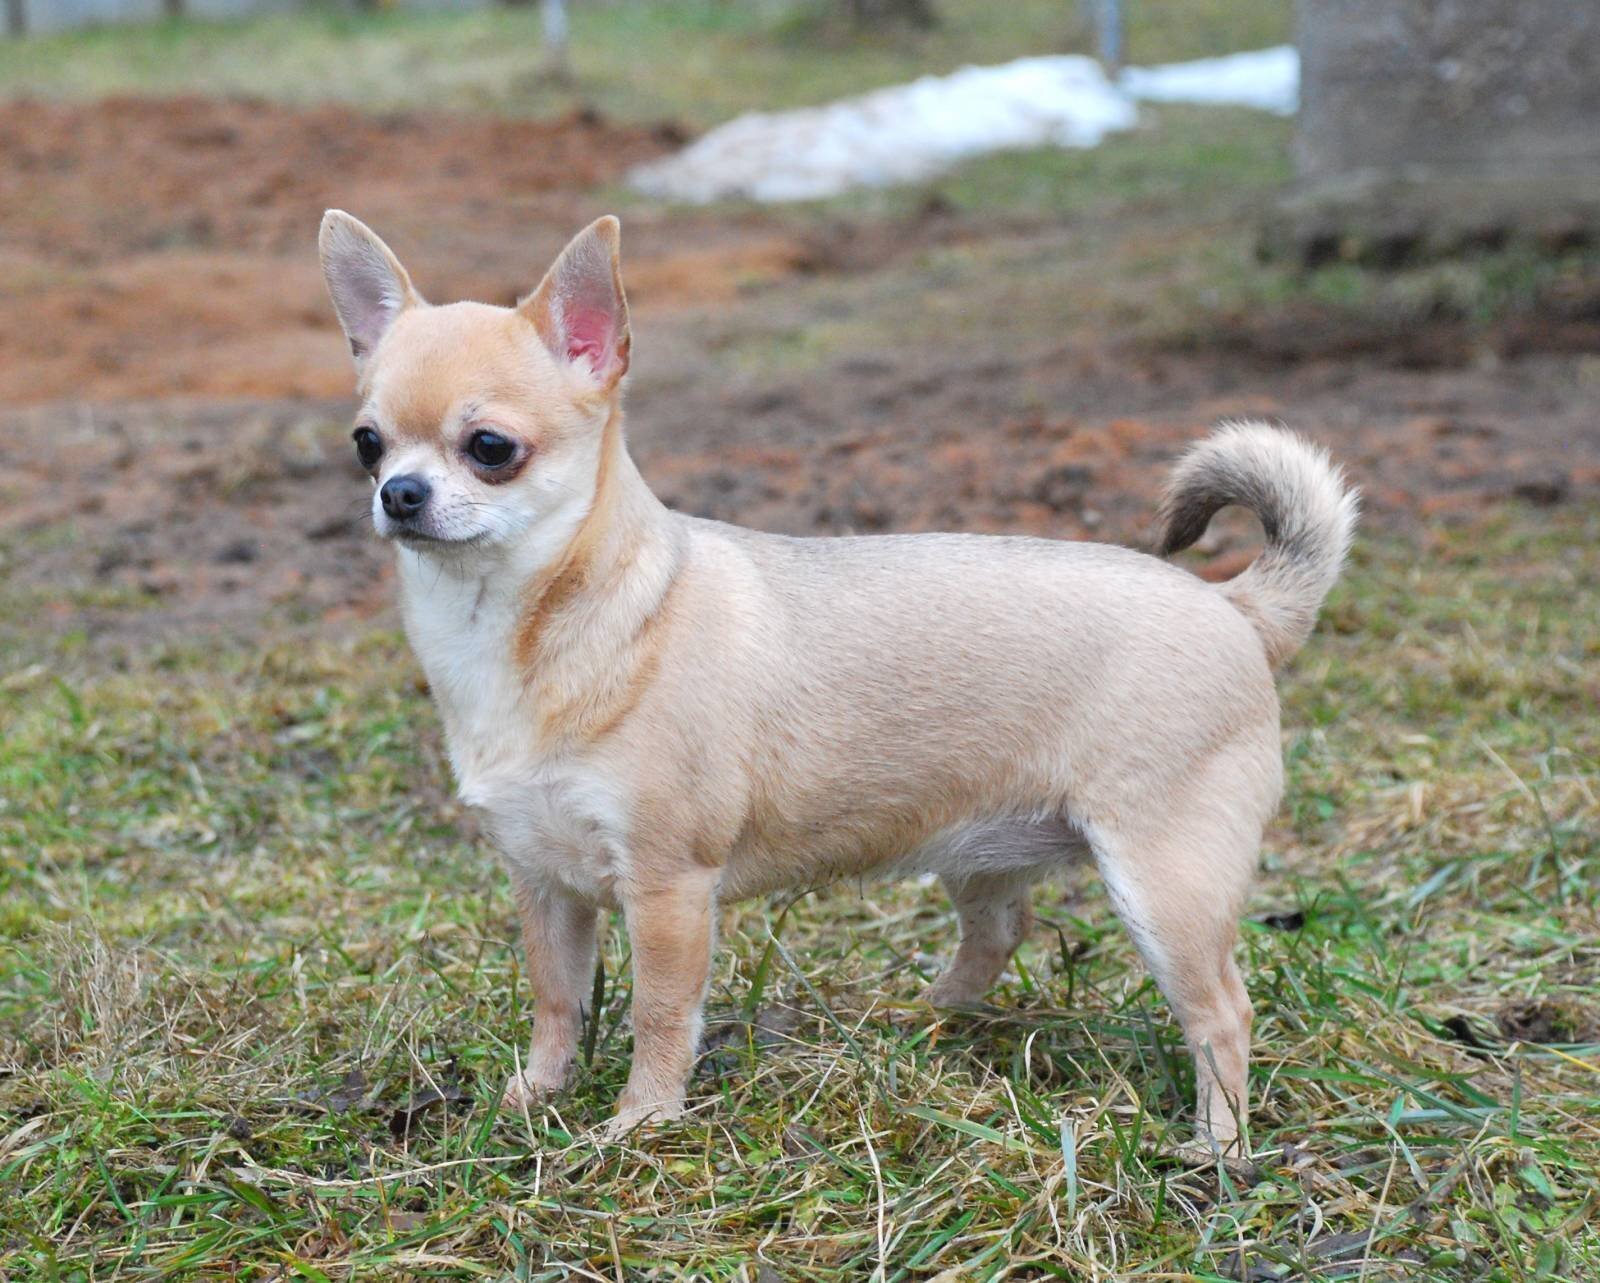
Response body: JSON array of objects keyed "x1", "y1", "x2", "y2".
[{"x1": 1266, "y1": 0, "x2": 1600, "y2": 263}]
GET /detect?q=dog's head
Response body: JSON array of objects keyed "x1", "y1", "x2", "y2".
[{"x1": 318, "y1": 211, "x2": 630, "y2": 569}]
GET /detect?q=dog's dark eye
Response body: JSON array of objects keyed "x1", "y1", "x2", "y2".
[
  {"x1": 466, "y1": 430, "x2": 516, "y2": 468},
  {"x1": 353, "y1": 427, "x2": 383, "y2": 470}
]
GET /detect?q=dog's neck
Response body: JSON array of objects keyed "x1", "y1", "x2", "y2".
[
  {"x1": 511, "y1": 403, "x2": 671, "y2": 670},
  {"x1": 395, "y1": 401, "x2": 681, "y2": 758}
]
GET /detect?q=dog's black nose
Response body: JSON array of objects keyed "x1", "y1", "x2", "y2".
[{"x1": 380, "y1": 474, "x2": 430, "y2": 520}]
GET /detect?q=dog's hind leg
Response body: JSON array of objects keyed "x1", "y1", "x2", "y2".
[
  {"x1": 1087, "y1": 773, "x2": 1265, "y2": 1156},
  {"x1": 928, "y1": 868, "x2": 1038, "y2": 1008}
]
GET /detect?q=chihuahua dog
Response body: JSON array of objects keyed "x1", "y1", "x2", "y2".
[{"x1": 319, "y1": 211, "x2": 1356, "y2": 1153}]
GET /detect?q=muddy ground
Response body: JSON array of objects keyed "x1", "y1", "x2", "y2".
[{"x1": 3, "y1": 97, "x2": 1597, "y2": 649}]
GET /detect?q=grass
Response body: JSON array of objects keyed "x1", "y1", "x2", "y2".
[
  {"x1": 0, "y1": 0, "x2": 1291, "y2": 126},
  {"x1": 1245, "y1": 244, "x2": 1600, "y2": 328},
  {"x1": 5, "y1": 1, "x2": 1599, "y2": 1277},
  {"x1": 2, "y1": 509, "x2": 1597, "y2": 1280}
]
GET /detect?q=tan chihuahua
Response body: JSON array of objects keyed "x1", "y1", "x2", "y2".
[{"x1": 319, "y1": 211, "x2": 1357, "y2": 1154}]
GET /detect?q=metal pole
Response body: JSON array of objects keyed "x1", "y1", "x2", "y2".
[
  {"x1": 541, "y1": 0, "x2": 569, "y2": 67},
  {"x1": 1097, "y1": 0, "x2": 1123, "y2": 71}
]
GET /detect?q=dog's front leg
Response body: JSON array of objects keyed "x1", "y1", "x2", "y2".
[
  {"x1": 610, "y1": 867, "x2": 718, "y2": 1132},
  {"x1": 502, "y1": 879, "x2": 598, "y2": 1110}
]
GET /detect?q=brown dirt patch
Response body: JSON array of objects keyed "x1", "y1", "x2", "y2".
[
  {"x1": 1, "y1": 96, "x2": 666, "y2": 263},
  {"x1": 6, "y1": 331, "x2": 1597, "y2": 651},
  {"x1": 4, "y1": 96, "x2": 1599, "y2": 651},
  {"x1": 0, "y1": 96, "x2": 828, "y2": 403}
]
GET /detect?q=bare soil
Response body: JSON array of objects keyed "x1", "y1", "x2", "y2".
[{"x1": 3, "y1": 97, "x2": 1597, "y2": 650}]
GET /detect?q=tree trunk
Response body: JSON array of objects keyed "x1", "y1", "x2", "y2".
[{"x1": 5, "y1": 0, "x2": 26, "y2": 38}]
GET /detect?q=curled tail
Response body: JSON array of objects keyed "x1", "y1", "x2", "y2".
[{"x1": 1157, "y1": 423, "x2": 1359, "y2": 668}]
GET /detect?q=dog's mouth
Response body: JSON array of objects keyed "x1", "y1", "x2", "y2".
[{"x1": 389, "y1": 525, "x2": 488, "y2": 550}]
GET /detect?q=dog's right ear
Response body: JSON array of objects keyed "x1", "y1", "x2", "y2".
[
  {"x1": 519, "y1": 216, "x2": 631, "y2": 392},
  {"x1": 318, "y1": 210, "x2": 420, "y2": 367}
]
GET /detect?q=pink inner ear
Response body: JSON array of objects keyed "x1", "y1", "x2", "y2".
[{"x1": 564, "y1": 301, "x2": 616, "y2": 376}]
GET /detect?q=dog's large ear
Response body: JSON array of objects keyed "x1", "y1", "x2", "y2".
[
  {"x1": 519, "y1": 216, "x2": 631, "y2": 391},
  {"x1": 319, "y1": 210, "x2": 420, "y2": 366}
]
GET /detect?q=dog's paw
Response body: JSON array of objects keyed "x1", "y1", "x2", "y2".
[
  {"x1": 924, "y1": 976, "x2": 989, "y2": 1009},
  {"x1": 500, "y1": 1067, "x2": 565, "y2": 1112},
  {"x1": 599, "y1": 1095, "x2": 685, "y2": 1142},
  {"x1": 1165, "y1": 1135, "x2": 1257, "y2": 1179}
]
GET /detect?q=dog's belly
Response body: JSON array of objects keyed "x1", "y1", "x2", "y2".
[
  {"x1": 719, "y1": 812, "x2": 1090, "y2": 900},
  {"x1": 892, "y1": 814, "x2": 1092, "y2": 879}
]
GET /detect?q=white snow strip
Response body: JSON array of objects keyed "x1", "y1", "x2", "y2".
[
  {"x1": 628, "y1": 47, "x2": 1300, "y2": 206},
  {"x1": 628, "y1": 55, "x2": 1137, "y2": 205},
  {"x1": 1120, "y1": 46, "x2": 1299, "y2": 116}
]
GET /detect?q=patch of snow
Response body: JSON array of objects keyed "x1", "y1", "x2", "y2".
[
  {"x1": 1120, "y1": 46, "x2": 1299, "y2": 116},
  {"x1": 628, "y1": 47, "x2": 1300, "y2": 206},
  {"x1": 628, "y1": 55, "x2": 1137, "y2": 205}
]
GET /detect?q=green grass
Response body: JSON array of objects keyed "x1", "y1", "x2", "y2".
[
  {"x1": 1253, "y1": 244, "x2": 1600, "y2": 327},
  {"x1": 752, "y1": 103, "x2": 1294, "y2": 229},
  {"x1": 0, "y1": 0, "x2": 1291, "y2": 126},
  {"x1": 5, "y1": 2, "x2": 1598, "y2": 1276},
  {"x1": 3, "y1": 511, "x2": 1597, "y2": 1280}
]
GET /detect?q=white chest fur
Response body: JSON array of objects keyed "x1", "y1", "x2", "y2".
[{"x1": 396, "y1": 551, "x2": 629, "y2": 903}]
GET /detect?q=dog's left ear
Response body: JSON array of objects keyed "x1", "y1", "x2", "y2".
[
  {"x1": 319, "y1": 210, "x2": 421, "y2": 368},
  {"x1": 520, "y1": 216, "x2": 631, "y2": 391}
]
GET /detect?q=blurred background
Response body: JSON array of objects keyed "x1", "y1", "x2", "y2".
[
  {"x1": 1, "y1": 0, "x2": 1595, "y2": 638},
  {"x1": 3, "y1": 4, "x2": 1599, "y2": 1278}
]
